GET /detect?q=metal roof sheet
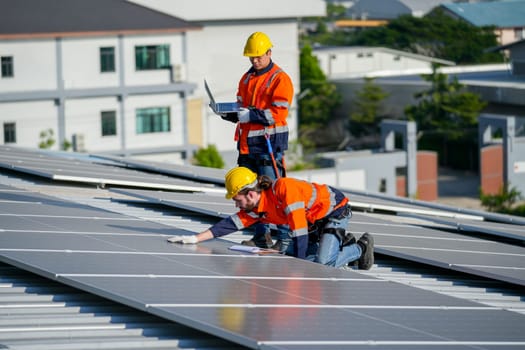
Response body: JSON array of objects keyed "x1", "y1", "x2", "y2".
[
  {"x1": 2, "y1": 146, "x2": 525, "y2": 349},
  {"x1": 0, "y1": 0, "x2": 201, "y2": 39},
  {"x1": 442, "y1": 0, "x2": 525, "y2": 28}
]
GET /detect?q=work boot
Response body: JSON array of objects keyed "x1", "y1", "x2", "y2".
[
  {"x1": 357, "y1": 232, "x2": 374, "y2": 270},
  {"x1": 241, "y1": 232, "x2": 273, "y2": 248}
]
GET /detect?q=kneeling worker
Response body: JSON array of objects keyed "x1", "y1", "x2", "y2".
[{"x1": 167, "y1": 167, "x2": 374, "y2": 269}]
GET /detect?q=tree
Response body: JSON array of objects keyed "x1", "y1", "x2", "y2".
[
  {"x1": 326, "y1": 3, "x2": 346, "y2": 19},
  {"x1": 298, "y1": 44, "x2": 342, "y2": 151},
  {"x1": 299, "y1": 44, "x2": 341, "y2": 128},
  {"x1": 405, "y1": 65, "x2": 486, "y2": 168},
  {"x1": 347, "y1": 9, "x2": 502, "y2": 64},
  {"x1": 349, "y1": 77, "x2": 390, "y2": 137},
  {"x1": 192, "y1": 145, "x2": 224, "y2": 169},
  {"x1": 405, "y1": 65, "x2": 486, "y2": 139}
]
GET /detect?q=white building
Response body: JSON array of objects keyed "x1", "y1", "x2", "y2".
[
  {"x1": 0, "y1": 0, "x2": 325, "y2": 165},
  {"x1": 313, "y1": 46, "x2": 454, "y2": 80}
]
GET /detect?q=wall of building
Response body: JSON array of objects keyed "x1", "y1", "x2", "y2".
[
  {"x1": 479, "y1": 114, "x2": 525, "y2": 196},
  {"x1": 314, "y1": 47, "x2": 449, "y2": 79},
  {"x1": 0, "y1": 40, "x2": 57, "y2": 92},
  {"x1": 1, "y1": 33, "x2": 189, "y2": 154},
  {"x1": 417, "y1": 151, "x2": 438, "y2": 201},
  {"x1": 480, "y1": 144, "x2": 503, "y2": 195},
  {"x1": 185, "y1": 22, "x2": 300, "y2": 153},
  {"x1": 0, "y1": 100, "x2": 57, "y2": 148},
  {"x1": 1, "y1": 1, "x2": 326, "y2": 162}
]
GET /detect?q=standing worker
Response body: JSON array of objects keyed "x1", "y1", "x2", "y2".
[
  {"x1": 168, "y1": 167, "x2": 374, "y2": 270},
  {"x1": 217, "y1": 32, "x2": 294, "y2": 249}
]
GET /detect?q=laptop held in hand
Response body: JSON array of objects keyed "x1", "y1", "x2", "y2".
[{"x1": 204, "y1": 79, "x2": 240, "y2": 114}]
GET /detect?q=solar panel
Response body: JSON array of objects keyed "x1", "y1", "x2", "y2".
[
  {"x1": 2, "y1": 185, "x2": 525, "y2": 349},
  {"x1": 408, "y1": 214, "x2": 525, "y2": 242},
  {"x1": 110, "y1": 188, "x2": 525, "y2": 287},
  {"x1": 344, "y1": 188, "x2": 525, "y2": 225},
  {"x1": 347, "y1": 191, "x2": 484, "y2": 221},
  {"x1": 0, "y1": 146, "x2": 224, "y2": 194},
  {"x1": 92, "y1": 153, "x2": 227, "y2": 185}
]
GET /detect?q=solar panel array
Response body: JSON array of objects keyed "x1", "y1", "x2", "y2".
[
  {"x1": 0, "y1": 145, "x2": 224, "y2": 194},
  {"x1": 110, "y1": 188, "x2": 525, "y2": 287},
  {"x1": 345, "y1": 188, "x2": 525, "y2": 225},
  {"x1": 1, "y1": 145, "x2": 525, "y2": 349},
  {"x1": 92, "y1": 153, "x2": 227, "y2": 185}
]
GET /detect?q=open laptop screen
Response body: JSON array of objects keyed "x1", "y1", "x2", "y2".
[{"x1": 204, "y1": 79, "x2": 240, "y2": 114}]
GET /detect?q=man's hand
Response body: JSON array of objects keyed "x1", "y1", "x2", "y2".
[
  {"x1": 167, "y1": 235, "x2": 199, "y2": 244},
  {"x1": 238, "y1": 108, "x2": 250, "y2": 123},
  {"x1": 220, "y1": 112, "x2": 238, "y2": 123}
]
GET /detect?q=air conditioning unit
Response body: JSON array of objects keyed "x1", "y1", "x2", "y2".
[
  {"x1": 72, "y1": 133, "x2": 85, "y2": 152},
  {"x1": 173, "y1": 63, "x2": 186, "y2": 82}
]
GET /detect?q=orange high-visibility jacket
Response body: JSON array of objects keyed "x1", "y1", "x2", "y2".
[
  {"x1": 228, "y1": 177, "x2": 348, "y2": 258},
  {"x1": 235, "y1": 61, "x2": 293, "y2": 155}
]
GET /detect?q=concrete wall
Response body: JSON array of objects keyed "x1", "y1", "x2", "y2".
[
  {"x1": 185, "y1": 22, "x2": 301, "y2": 152},
  {"x1": 479, "y1": 114, "x2": 525, "y2": 195},
  {"x1": 0, "y1": 34, "x2": 188, "y2": 154},
  {"x1": 314, "y1": 47, "x2": 453, "y2": 80},
  {"x1": 1, "y1": 0, "x2": 326, "y2": 163}
]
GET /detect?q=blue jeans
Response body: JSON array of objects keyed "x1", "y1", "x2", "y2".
[
  {"x1": 283, "y1": 209, "x2": 362, "y2": 268},
  {"x1": 314, "y1": 213, "x2": 361, "y2": 268}
]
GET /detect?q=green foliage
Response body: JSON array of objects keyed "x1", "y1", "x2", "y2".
[
  {"x1": 326, "y1": 3, "x2": 346, "y2": 19},
  {"x1": 480, "y1": 184, "x2": 523, "y2": 215},
  {"x1": 299, "y1": 44, "x2": 342, "y2": 128},
  {"x1": 38, "y1": 129, "x2": 55, "y2": 149},
  {"x1": 349, "y1": 77, "x2": 390, "y2": 137},
  {"x1": 405, "y1": 65, "x2": 486, "y2": 139},
  {"x1": 62, "y1": 139, "x2": 72, "y2": 151},
  {"x1": 193, "y1": 145, "x2": 225, "y2": 169},
  {"x1": 338, "y1": 9, "x2": 503, "y2": 64}
]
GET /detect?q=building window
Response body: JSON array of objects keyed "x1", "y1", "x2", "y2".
[
  {"x1": 3, "y1": 122, "x2": 16, "y2": 143},
  {"x1": 515, "y1": 28, "x2": 525, "y2": 40},
  {"x1": 100, "y1": 47, "x2": 115, "y2": 72},
  {"x1": 393, "y1": 55, "x2": 401, "y2": 61},
  {"x1": 1, "y1": 56, "x2": 14, "y2": 77},
  {"x1": 136, "y1": 107, "x2": 171, "y2": 134},
  {"x1": 135, "y1": 45, "x2": 170, "y2": 70},
  {"x1": 101, "y1": 111, "x2": 117, "y2": 136}
]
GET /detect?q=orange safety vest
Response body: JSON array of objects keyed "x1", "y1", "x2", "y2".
[
  {"x1": 232, "y1": 178, "x2": 348, "y2": 242},
  {"x1": 235, "y1": 62, "x2": 293, "y2": 155}
]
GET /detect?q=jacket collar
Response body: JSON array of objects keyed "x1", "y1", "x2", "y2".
[{"x1": 247, "y1": 60, "x2": 274, "y2": 76}]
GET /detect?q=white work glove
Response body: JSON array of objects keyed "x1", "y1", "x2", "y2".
[
  {"x1": 238, "y1": 108, "x2": 250, "y2": 123},
  {"x1": 167, "y1": 235, "x2": 199, "y2": 244}
]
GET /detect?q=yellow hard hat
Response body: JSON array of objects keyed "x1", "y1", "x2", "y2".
[
  {"x1": 224, "y1": 167, "x2": 258, "y2": 199},
  {"x1": 243, "y1": 32, "x2": 273, "y2": 57}
]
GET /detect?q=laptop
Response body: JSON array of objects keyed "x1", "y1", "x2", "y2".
[{"x1": 204, "y1": 79, "x2": 240, "y2": 114}]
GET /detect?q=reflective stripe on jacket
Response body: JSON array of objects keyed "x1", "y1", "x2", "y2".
[
  {"x1": 225, "y1": 178, "x2": 348, "y2": 259},
  {"x1": 236, "y1": 61, "x2": 293, "y2": 155}
]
